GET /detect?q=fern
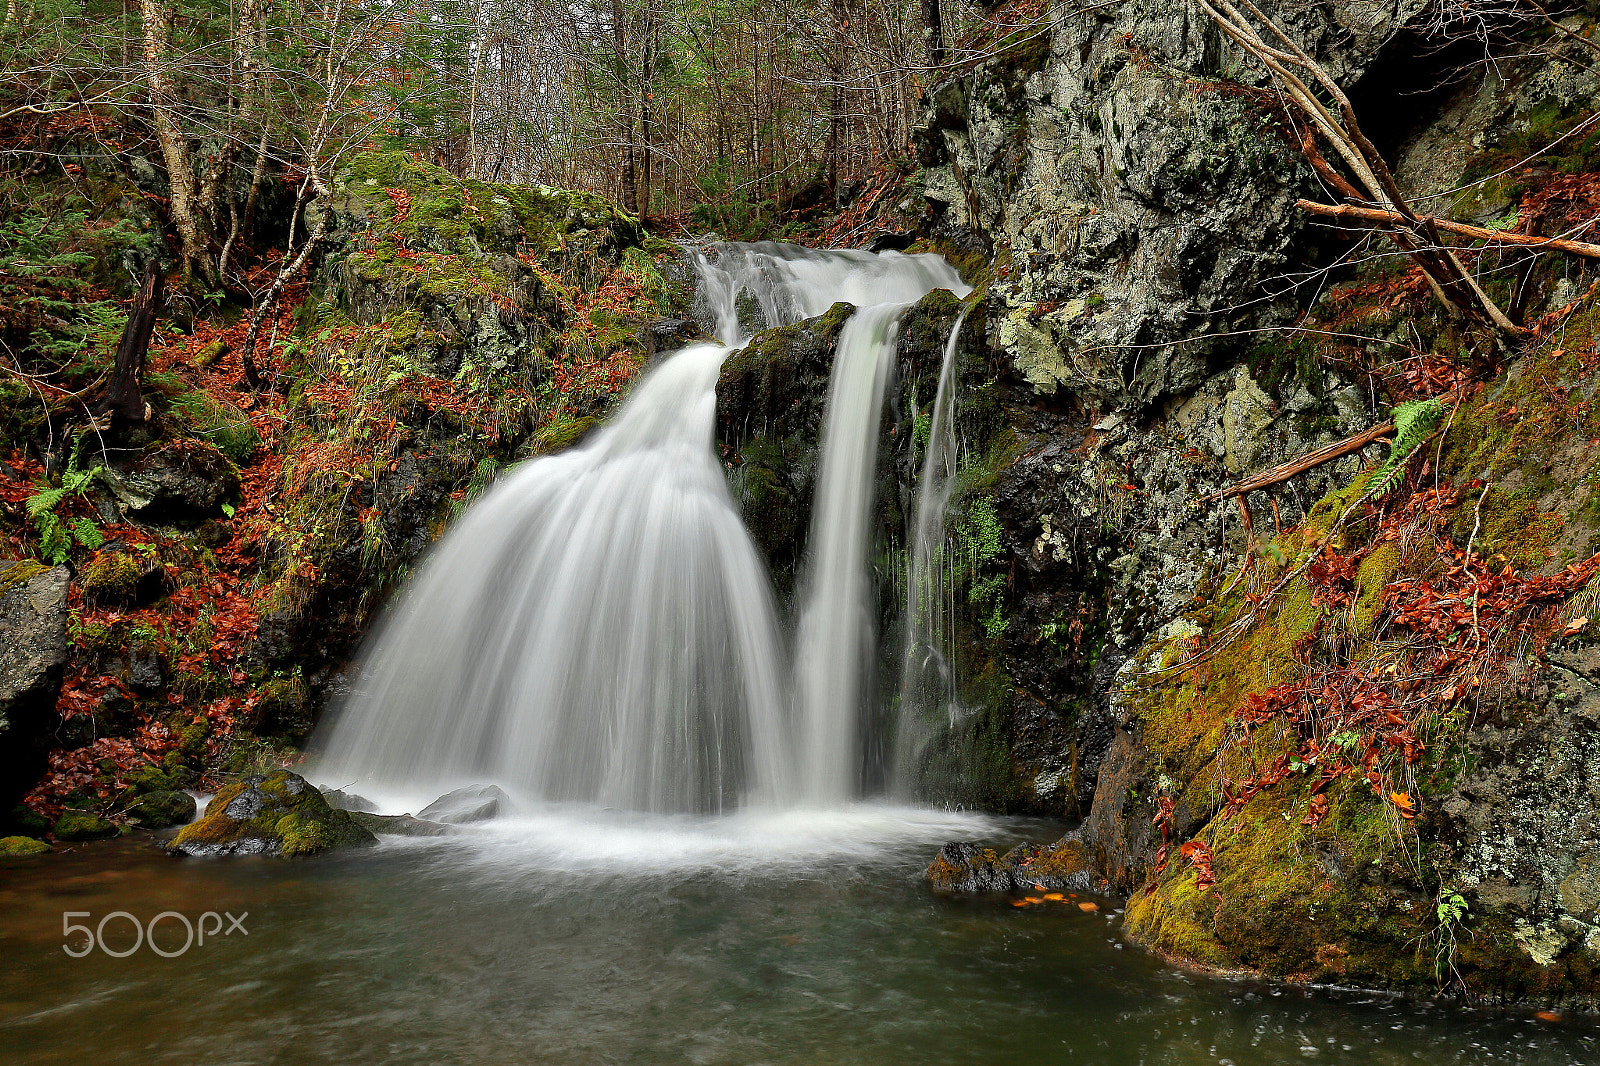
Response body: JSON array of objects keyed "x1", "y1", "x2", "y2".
[
  {"x1": 1374, "y1": 398, "x2": 1446, "y2": 492},
  {"x1": 26, "y1": 455, "x2": 105, "y2": 565}
]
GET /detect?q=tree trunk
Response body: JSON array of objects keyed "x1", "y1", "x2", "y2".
[
  {"x1": 139, "y1": 0, "x2": 216, "y2": 286},
  {"x1": 610, "y1": 0, "x2": 637, "y2": 215},
  {"x1": 923, "y1": 0, "x2": 945, "y2": 68},
  {"x1": 103, "y1": 264, "x2": 163, "y2": 425}
]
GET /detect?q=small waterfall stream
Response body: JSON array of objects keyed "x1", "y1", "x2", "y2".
[
  {"x1": 313, "y1": 241, "x2": 969, "y2": 812},
  {"x1": 893, "y1": 306, "x2": 969, "y2": 795}
]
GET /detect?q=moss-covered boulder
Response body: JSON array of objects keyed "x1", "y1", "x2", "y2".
[
  {"x1": 0, "y1": 835, "x2": 50, "y2": 855},
  {"x1": 168, "y1": 771, "x2": 375, "y2": 857},
  {"x1": 125, "y1": 790, "x2": 196, "y2": 829},
  {"x1": 52, "y1": 810, "x2": 119, "y2": 841}
]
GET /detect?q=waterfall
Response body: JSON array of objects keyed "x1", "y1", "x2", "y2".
[
  {"x1": 312, "y1": 343, "x2": 792, "y2": 813},
  {"x1": 312, "y1": 241, "x2": 968, "y2": 814},
  {"x1": 893, "y1": 307, "x2": 969, "y2": 796},
  {"x1": 792, "y1": 302, "x2": 910, "y2": 803}
]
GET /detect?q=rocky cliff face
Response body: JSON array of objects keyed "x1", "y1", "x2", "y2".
[{"x1": 902, "y1": 0, "x2": 1600, "y2": 1009}]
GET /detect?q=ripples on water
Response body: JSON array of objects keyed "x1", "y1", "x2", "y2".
[{"x1": 1, "y1": 807, "x2": 1595, "y2": 1065}]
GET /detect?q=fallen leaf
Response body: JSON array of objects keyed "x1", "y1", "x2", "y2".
[
  {"x1": 1078, "y1": 902, "x2": 1099, "y2": 913},
  {"x1": 1043, "y1": 893, "x2": 1065, "y2": 901}
]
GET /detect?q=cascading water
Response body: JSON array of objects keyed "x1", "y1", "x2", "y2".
[
  {"x1": 312, "y1": 240, "x2": 968, "y2": 813},
  {"x1": 312, "y1": 342, "x2": 792, "y2": 813},
  {"x1": 893, "y1": 307, "x2": 969, "y2": 795}
]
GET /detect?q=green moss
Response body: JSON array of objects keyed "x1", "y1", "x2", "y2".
[
  {"x1": 52, "y1": 809, "x2": 118, "y2": 841},
  {"x1": 275, "y1": 813, "x2": 332, "y2": 856},
  {"x1": 0, "y1": 835, "x2": 50, "y2": 855},
  {"x1": 0, "y1": 558, "x2": 48, "y2": 594},
  {"x1": 79, "y1": 550, "x2": 139, "y2": 602},
  {"x1": 1352, "y1": 541, "x2": 1401, "y2": 633},
  {"x1": 126, "y1": 790, "x2": 196, "y2": 829},
  {"x1": 529, "y1": 415, "x2": 596, "y2": 456}
]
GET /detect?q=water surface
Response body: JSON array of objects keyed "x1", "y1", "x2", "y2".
[{"x1": 1, "y1": 808, "x2": 1593, "y2": 1065}]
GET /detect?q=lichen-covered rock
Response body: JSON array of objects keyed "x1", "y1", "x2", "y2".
[
  {"x1": 0, "y1": 560, "x2": 69, "y2": 809},
  {"x1": 926, "y1": 837, "x2": 1094, "y2": 893},
  {"x1": 168, "y1": 771, "x2": 375, "y2": 857},
  {"x1": 0, "y1": 835, "x2": 50, "y2": 855},
  {"x1": 52, "y1": 810, "x2": 119, "y2": 841},
  {"x1": 125, "y1": 790, "x2": 196, "y2": 829}
]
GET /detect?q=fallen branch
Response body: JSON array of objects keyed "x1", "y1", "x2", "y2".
[
  {"x1": 1203, "y1": 421, "x2": 1396, "y2": 502},
  {"x1": 1299, "y1": 200, "x2": 1600, "y2": 259}
]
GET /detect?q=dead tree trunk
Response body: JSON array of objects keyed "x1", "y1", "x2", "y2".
[{"x1": 103, "y1": 264, "x2": 163, "y2": 425}]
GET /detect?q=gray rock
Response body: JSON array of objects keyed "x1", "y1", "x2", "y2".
[
  {"x1": 926, "y1": 837, "x2": 1096, "y2": 893},
  {"x1": 639, "y1": 317, "x2": 703, "y2": 357},
  {"x1": 0, "y1": 561, "x2": 69, "y2": 808},
  {"x1": 350, "y1": 812, "x2": 454, "y2": 837},
  {"x1": 103, "y1": 441, "x2": 240, "y2": 520},
  {"x1": 417, "y1": 784, "x2": 512, "y2": 824},
  {"x1": 319, "y1": 787, "x2": 379, "y2": 813}
]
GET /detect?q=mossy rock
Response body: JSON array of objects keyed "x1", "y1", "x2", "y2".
[
  {"x1": 168, "y1": 770, "x2": 376, "y2": 857},
  {"x1": 529, "y1": 415, "x2": 597, "y2": 456},
  {"x1": 126, "y1": 764, "x2": 181, "y2": 794},
  {"x1": 52, "y1": 810, "x2": 119, "y2": 841},
  {"x1": 125, "y1": 790, "x2": 196, "y2": 829},
  {"x1": 0, "y1": 835, "x2": 51, "y2": 855},
  {"x1": 79, "y1": 550, "x2": 140, "y2": 605}
]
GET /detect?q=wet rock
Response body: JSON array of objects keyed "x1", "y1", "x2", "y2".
[
  {"x1": 0, "y1": 561, "x2": 69, "y2": 810},
  {"x1": 319, "y1": 787, "x2": 378, "y2": 813},
  {"x1": 53, "y1": 810, "x2": 119, "y2": 841},
  {"x1": 864, "y1": 231, "x2": 914, "y2": 253},
  {"x1": 926, "y1": 836, "x2": 1095, "y2": 893},
  {"x1": 351, "y1": 812, "x2": 454, "y2": 837},
  {"x1": 418, "y1": 784, "x2": 511, "y2": 824},
  {"x1": 715, "y1": 302, "x2": 854, "y2": 596},
  {"x1": 168, "y1": 770, "x2": 376, "y2": 857},
  {"x1": 125, "y1": 645, "x2": 166, "y2": 693},
  {"x1": 125, "y1": 790, "x2": 196, "y2": 829},
  {"x1": 639, "y1": 317, "x2": 702, "y2": 357}
]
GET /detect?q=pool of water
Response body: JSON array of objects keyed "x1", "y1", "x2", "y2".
[{"x1": 1, "y1": 804, "x2": 1594, "y2": 1065}]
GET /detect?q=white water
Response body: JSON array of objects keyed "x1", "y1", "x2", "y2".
[
  {"x1": 894, "y1": 307, "x2": 969, "y2": 793},
  {"x1": 313, "y1": 241, "x2": 968, "y2": 818}
]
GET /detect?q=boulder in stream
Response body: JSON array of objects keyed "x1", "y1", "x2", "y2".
[
  {"x1": 418, "y1": 784, "x2": 511, "y2": 824},
  {"x1": 168, "y1": 771, "x2": 375, "y2": 857},
  {"x1": 319, "y1": 787, "x2": 378, "y2": 813},
  {"x1": 926, "y1": 836, "x2": 1096, "y2": 894},
  {"x1": 350, "y1": 812, "x2": 454, "y2": 837}
]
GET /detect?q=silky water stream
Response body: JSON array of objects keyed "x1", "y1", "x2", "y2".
[{"x1": 2, "y1": 244, "x2": 1594, "y2": 1064}]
